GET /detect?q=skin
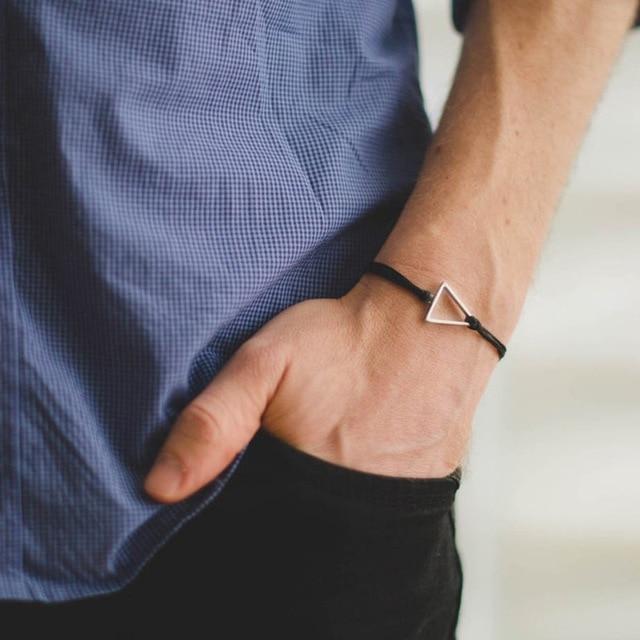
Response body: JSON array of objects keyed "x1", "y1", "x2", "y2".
[{"x1": 144, "y1": 0, "x2": 640, "y2": 503}]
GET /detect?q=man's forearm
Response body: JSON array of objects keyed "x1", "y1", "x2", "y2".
[{"x1": 373, "y1": 0, "x2": 638, "y2": 347}]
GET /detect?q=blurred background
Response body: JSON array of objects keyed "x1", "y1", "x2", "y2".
[{"x1": 411, "y1": 2, "x2": 640, "y2": 638}]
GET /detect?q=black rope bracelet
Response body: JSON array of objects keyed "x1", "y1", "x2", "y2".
[{"x1": 366, "y1": 261, "x2": 507, "y2": 360}]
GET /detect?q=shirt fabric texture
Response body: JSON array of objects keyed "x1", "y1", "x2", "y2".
[{"x1": 1, "y1": 0, "x2": 637, "y2": 603}]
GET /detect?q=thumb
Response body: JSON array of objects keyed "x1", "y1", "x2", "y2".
[{"x1": 144, "y1": 338, "x2": 288, "y2": 503}]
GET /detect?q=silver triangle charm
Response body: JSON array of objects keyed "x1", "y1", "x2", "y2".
[{"x1": 424, "y1": 282, "x2": 472, "y2": 326}]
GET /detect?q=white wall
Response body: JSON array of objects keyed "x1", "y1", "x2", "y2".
[{"x1": 412, "y1": 3, "x2": 640, "y2": 638}]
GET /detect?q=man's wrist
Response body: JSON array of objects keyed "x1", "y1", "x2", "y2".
[
  {"x1": 370, "y1": 222, "x2": 526, "y2": 346},
  {"x1": 343, "y1": 256, "x2": 516, "y2": 367}
]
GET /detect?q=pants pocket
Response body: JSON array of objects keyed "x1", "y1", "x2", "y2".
[
  {"x1": 212, "y1": 427, "x2": 464, "y2": 640},
  {"x1": 247, "y1": 426, "x2": 462, "y2": 515}
]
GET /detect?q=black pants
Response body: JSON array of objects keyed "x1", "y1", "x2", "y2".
[{"x1": 1, "y1": 429, "x2": 463, "y2": 639}]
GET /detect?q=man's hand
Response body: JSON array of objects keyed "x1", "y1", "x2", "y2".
[
  {"x1": 144, "y1": 0, "x2": 639, "y2": 504},
  {"x1": 143, "y1": 272, "x2": 499, "y2": 503}
]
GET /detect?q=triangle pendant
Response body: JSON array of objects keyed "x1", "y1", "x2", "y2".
[{"x1": 424, "y1": 282, "x2": 472, "y2": 326}]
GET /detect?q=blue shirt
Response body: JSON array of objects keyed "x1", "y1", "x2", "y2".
[
  {"x1": 0, "y1": 0, "x2": 434, "y2": 602},
  {"x1": 2, "y1": 0, "x2": 637, "y2": 603}
]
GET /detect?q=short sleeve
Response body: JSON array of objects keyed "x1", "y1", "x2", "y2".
[
  {"x1": 452, "y1": 0, "x2": 640, "y2": 34},
  {"x1": 451, "y1": 0, "x2": 470, "y2": 34}
]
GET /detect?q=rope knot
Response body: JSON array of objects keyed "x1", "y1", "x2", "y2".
[{"x1": 466, "y1": 315, "x2": 480, "y2": 330}]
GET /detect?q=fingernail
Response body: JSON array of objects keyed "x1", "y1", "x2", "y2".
[{"x1": 144, "y1": 452, "x2": 185, "y2": 500}]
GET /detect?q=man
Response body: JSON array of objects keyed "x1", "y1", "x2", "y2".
[{"x1": 1, "y1": 0, "x2": 638, "y2": 637}]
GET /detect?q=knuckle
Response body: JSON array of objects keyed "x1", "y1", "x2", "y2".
[
  {"x1": 177, "y1": 401, "x2": 225, "y2": 448},
  {"x1": 235, "y1": 338, "x2": 281, "y2": 376}
]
